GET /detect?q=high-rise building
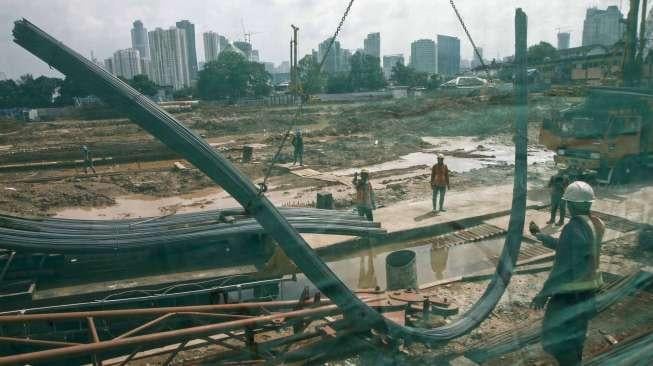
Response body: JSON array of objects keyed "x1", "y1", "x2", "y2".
[
  {"x1": 471, "y1": 47, "x2": 484, "y2": 69},
  {"x1": 140, "y1": 58, "x2": 151, "y2": 79},
  {"x1": 112, "y1": 48, "x2": 142, "y2": 80},
  {"x1": 203, "y1": 31, "x2": 222, "y2": 63},
  {"x1": 582, "y1": 6, "x2": 625, "y2": 46},
  {"x1": 382, "y1": 54, "x2": 404, "y2": 79},
  {"x1": 460, "y1": 58, "x2": 471, "y2": 71},
  {"x1": 149, "y1": 27, "x2": 191, "y2": 90},
  {"x1": 175, "y1": 20, "x2": 198, "y2": 80},
  {"x1": 437, "y1": 35, "x2": 460, "y2": 76},
  {"x1": 318, "y1": 37, "x2": 344, "y2": 74},
  {"x1": 131, "y1": 20, "x2": 151, "y2": 60},
  {"x1": 104, "y1": 58, "x2": 115, "y2": 75},
  {"x1": 363, "y1": 32, "x2": 381, "y2": 62},
  {"x1": 277, "y1": 61, "x2": 291, "y2": 73},
  {"x1": 557, "y1": 32, "x2": 571, "y2": 50},
  {"x1": 263, "y1": 62, "x2": 275, "y2": 74},
  {"x1": 251, "y1": 50, "x2": 260, "y2": 62},
  {"x1": 410, "y1": 39, "x2": 437, "y2": 74},
  {"x1": 233, "y1": 41, "x2": 253, "y2": 61}
]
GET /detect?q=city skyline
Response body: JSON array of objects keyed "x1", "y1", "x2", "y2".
[{"x1": 0, "y1": 0, "x2": 632, "y2": 79}]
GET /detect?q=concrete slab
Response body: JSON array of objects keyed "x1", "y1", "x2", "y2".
[
  {"x1": 372, "y1": 184, "x2": 541, "y2": 234},
  {"x1": 304, "y1": 183, "x2": 545, "y2": 251}
]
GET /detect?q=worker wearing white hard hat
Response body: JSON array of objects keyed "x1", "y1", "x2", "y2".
[
  {"x1": 430, "y1": 154, "x2": 449, "y2": 212},
  {"x1": 528, "y1": 180, "x2": 603, "y2": 365}
]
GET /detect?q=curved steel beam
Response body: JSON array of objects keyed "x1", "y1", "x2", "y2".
[{"x1": 11, "y1": 9, "x2": 527, "y2": 343}]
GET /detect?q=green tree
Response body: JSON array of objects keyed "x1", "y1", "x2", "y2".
[
  {"x1": 173, "y1": 86, "x2": 196, "y2": 100},
  {"x1": 297, "y1": 55, "x2": 326, "y2": 94},
  {"x1": 528, "y1": 41, "x2": 558, "y2": 64},
  {"x1": 0, "y1": 79, "x2": 19, "y2": 108},
  {"x1": 197, "y1": 52, "x2": 250, "y2": 100},
  {"x1": 390, "y1": 64, "x2": 430, "y2": 88},
  {"x1": 128, "y1": 74, "x2": 158, "y2": 96},
  {"x1": 349, "y1": 51, "x2": 386, "y2": 91},
  {"x1": 390, "y1": 63, "x2": 414, "y2": 85},
  {"x1": 56, "y1": 76, "x2": 89, "y2": 105},
  {"x1": 326, "y1": 73, "x2": 352, "y2": 93},
  {"x1": 15, "y1": 74, "x2": 62, "y2": 108},
  {"x1": 247, "y1": 62, "x2": 272, "y2": 97}
]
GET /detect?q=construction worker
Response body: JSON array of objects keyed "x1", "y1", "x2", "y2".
[
  {"x1": 529, "y1": 181, "x2": 604, "y2": 366},
  {"x1": 430, "y1": 154, "x2": 450, "y2": 212},
  {"x1": 291, "y1": 129, "x2": 304, "y2": 166},
  {"x1": 353, "y1": 169, "x2": 375, "y2": 221},
  {"x1": 80, "y1": 145, "x2": 96, "y2": 174},
  {"x1": 548, "y1": 172, "x2": 569, "y2": 226}
]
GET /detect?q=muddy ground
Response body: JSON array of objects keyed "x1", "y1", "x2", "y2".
[
  {"x1": 0, "y1": 93, "x2": 571, "y2": 216},
  {"x1": 2, "y1": 93, "x2": 652, "y2": 365}
]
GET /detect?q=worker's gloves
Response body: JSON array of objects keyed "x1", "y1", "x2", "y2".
[
  {"x1": 530, "y1": 293, "x2": 549, "y2": 310},
  {"x1": 528, "y1": 221, "x2": 541, "y2": 235}
]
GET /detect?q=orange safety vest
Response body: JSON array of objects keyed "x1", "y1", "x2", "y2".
[
  {"x1": 355, "y1": 182, "x2": 374, "y2": 208},
  {"x1": 431, "y1": 164, "x2": 449, "y2": 187}
]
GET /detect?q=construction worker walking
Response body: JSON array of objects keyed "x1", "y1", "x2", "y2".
[
  {"x1": 430, "y1": 154, "x2": 450, "y2": 212},
  {"x1": 353, "y1": 169, "x2": 375, "y2": 221},
  {"x1": 80, "y1": 145, "x2": 96, "y2": 174},
  {"x1": 529, "y1": 181, "x2": 604, "y2": 366},
  {"x1": 548, "y1": 172, "x2": 569, "y2": 226},
  {"x1": 291, "y1": 129, "x2": 304, "y2": 166}
]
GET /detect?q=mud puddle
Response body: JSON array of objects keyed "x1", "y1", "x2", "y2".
[
  {"x1": 329, "y1": 136, "x2": 553, "y2": 176},
  {"x1": 282, "y1": 236, "x2": 505, "y2": 300}
]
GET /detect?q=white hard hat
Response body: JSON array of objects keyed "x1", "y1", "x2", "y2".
[
  {"x1": 563, "y1": 181, "x2": 595, "y2": 203},
  {"x1": 437, "y1": 154, "x2": 444, "y2": 159}
]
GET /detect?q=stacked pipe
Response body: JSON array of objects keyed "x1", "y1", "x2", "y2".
[{"x1": 0, "y1": 208, "x2": 385, "y2": 254}]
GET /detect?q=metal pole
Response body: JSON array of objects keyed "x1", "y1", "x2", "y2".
[
  {"x1": 0, "y1": 304, "x2": 340, "y2": 365},
  {"x1": 0, "y1": 298, "x2": 326, "y2": 323},
  {"x1": 638, "y1": 0, "x2": 648, "y2": 69},
  {"x1": 289, "y1": 38, "x2": 294, "y2": 87},
  {"x1": 292, "y1": 25, "x2": 299, "y2": 71}
]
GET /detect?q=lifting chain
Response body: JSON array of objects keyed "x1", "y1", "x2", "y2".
[
  {"x1": 449, "y1": 0, "x2": 491, "y2": 80},
  {"x1": 256, "y1": 0, "x2": 355, "y2": 197}
]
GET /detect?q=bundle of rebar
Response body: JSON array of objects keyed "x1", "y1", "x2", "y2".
[
  {"x1": 12, "y1": 13, "x2": 528, "y2": 343},
  {"x1": 0, "y1": 208, "x2": 385, "y2": 253}
]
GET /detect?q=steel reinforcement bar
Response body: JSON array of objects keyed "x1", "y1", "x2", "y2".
[{"x1": 11, "y1": 9, "x2": 527, "y2": 343}]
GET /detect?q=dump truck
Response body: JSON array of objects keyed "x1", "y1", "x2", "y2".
[{"x1": 540, "y1": 87, "x2": 653, "y2": 184}]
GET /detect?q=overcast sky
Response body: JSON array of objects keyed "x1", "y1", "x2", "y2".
[{"x1": 0, "y1": 0, "x2": 631, "y2": 79}]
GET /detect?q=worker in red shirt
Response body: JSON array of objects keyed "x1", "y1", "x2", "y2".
[{"x1": 430, "y1": 154, "x2": 450, "y2": 212}]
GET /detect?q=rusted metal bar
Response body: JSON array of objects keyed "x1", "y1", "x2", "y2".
[
  {"x1": 180, "y1": 311, "x2": 255, "y2": 320},
  {"x1": 0, "y1": 304, "x2": 340, "y2": 365},
  {"x1": 115, "y1": 313, "x2": 176, "y2": 340},
  {"x1": 0, "y1": 336, "x2": 81, "y2": 348},
  {"x1": 87, "y1": 317, "x2": 102, "y2": 366},
  {"x1": 0, "y1": 298, "x2": 324, "y2": 323},
  {"x1": 87, "y1": 317, "x2": 100, "y2": 343}
]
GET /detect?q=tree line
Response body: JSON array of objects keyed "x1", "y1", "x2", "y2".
[{"x1": 0, "y1": 74, "x2": 158, "y2": 109}]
